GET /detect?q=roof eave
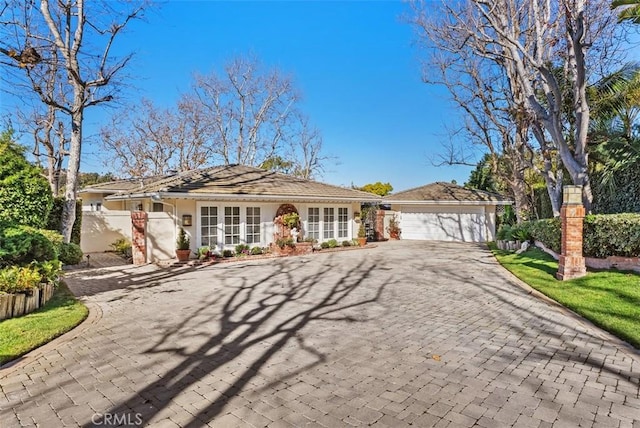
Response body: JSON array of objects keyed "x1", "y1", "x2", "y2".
[
  {"x1": 386, "y1": 200, "x2": 513, "y2": 206},
  {"x1": 106, "y1": 191, "x2": 381, "y2": 204}
]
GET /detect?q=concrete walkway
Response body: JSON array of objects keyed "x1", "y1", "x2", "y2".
[{"x1": 1, "y1": 241, "x2": 639, "y2": 427}]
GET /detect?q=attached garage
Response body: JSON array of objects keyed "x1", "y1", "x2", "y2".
[{"x1": 385, "y1": 182, "x2": 511, "y2": 243}]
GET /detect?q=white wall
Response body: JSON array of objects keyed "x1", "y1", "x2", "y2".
[
  {"x1": 392, "y1": 204, "x2": 489, "y2": 242},
  {"x1": 147, "y1": 212, "x2": 176, "y2": 262},
  {"x1": 81, "y1": 211, "x2": 132, "y2": 253},
  {"x1": 83, "y1": 199, "x2": 365, "y2": 261}
]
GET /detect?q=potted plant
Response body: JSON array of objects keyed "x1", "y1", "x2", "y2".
[
  {"x1": 281, "y1": 212, "x2": 300, "y2": 229},
  {"x1": 176, "y1": 228, "x2": 191, "y2": 262},
  {"x1": 387, "y1": 215, "x2": 401, "y2": 240},
  {"x1": 357, "y1": 222, "x2": 367, "y2": 247}
]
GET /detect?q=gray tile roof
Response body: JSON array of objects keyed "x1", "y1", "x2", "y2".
[
  {"x1": 79, "y1": 175, "x2": 166, "y2": 193},
  {"x1": 385, "y1": 182, "x2": 510, "y2": 203},
  {"x1": 106, "y1": 165, "x2": 380, "y2": 202}
]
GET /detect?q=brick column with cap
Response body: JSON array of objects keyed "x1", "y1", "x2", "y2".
[
  {"x1": 556, "y1": 186, "x2": 587, "y2": 280},
  {"x1": 375, "y1": 210, "x2": 386, "y2": 241},
  {"x1": 131, "y1": 211, "x2": 148, "y2": 266}
]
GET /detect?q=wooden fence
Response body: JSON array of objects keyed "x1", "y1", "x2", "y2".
[{"x1": 0, "y1": 283, "x2": 55, "y2": 321}]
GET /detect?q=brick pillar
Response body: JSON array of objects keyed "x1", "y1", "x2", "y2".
[
  {"x1": 131, "y1": 211, "x2": 147, "y2": 266},
  {"x1": 556, "y1": 186, "x2": 586, "y2": 280},
  {"x1": 374, "y1": 210, "x2": 385, "y2": 241}
]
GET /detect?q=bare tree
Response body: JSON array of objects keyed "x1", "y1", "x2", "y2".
[
  {"x1": 12, "y1": 47, "x2": 70, "y2": 196},
  {"x1": 410, "y1": 5, "x2": 535, "y2": 220},
  {"x1": 288, "y1": 115, "x2": 332, "y2": 179},
  {"x1": 0, "y1": 0, "x2": 146, "y2": 241},
  {"x1": 101, "y1": 54, "x2": 333, "y2": 179},
  {"x1": 101, "y1": 97, "x2": 211, "y2": 177},
  {"x1": 190, "y1": 55, "x2": 300, "y2": 167},
  {"x1": 409, "y1": 0, "x2": 622, "y2": 212}
]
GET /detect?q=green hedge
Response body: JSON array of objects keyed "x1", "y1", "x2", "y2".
[
  {"x1": 0, "y1": 225, "x2": 57, "y2": 267},
  {"x1": 529, "y1": 218, "x2": 562, "y2": 254},
  {"x1": 527, "y1": 214, "x2": 640, "y2": 258},
  {"x1": 46, "y1": 197, "x2": 82, "y2": 245},
  {"x1": 584, "y1": 214, "x2": 640, "y2": 258},
  {"x1": 0, "y1": 133, "x2": 53, "y2": 228}
]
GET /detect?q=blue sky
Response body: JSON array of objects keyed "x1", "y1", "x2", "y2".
[
  {"x1": 92, "y1": 0, "x2": 474, "y2": 191},
  {"x1": 13, "y1": 1, "x2": 477, "y2": 191}
]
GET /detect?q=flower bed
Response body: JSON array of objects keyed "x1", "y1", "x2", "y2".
[{"x1": 271, "y1": 242, "x2": 313, "y2": 256}]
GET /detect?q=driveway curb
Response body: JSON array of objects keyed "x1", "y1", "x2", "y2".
[
  {"x1": 492, "y1": 252, "x2": 640, "y2": 356},
  {"x1": 0, "y1": 299, "x2": 103, "y2": 376}
]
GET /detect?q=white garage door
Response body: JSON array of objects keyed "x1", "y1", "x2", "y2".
[{"x1": 399, "y1": 205, "x2": 487, "y2": 242}]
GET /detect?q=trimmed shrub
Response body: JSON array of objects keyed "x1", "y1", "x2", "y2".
[
  {"x1": 327, "y1": 239, "x2": 338, "y2": 248},
  {"x1": 583, "y1": 214, "x2": 640, "y2": 258},
  {"x1": 59, "y1": 243, "x2": 83, "y2": 265},
  {"x1": 235, "y1": 244, "x2": 250, "y2": 255},
  {"x1": 250, "y1": 246, "x2": 264, "y2": 255},
  {"x1": 222, "y1": 249, "x2": 234, "y2": 258},
  {"x1": 0, "y1": 225, "x2": 56, "y2": 267},
  {"x1": 37, "y1": 229, "x2": 64, "y2": 259},
  {"x1": 342, "y1": 240, "x2": 352, "y2": 247},
  {"x1": 320, "y1": 241, "x2": 330, "y2": 249},
  {"x1": 529, "y1": 218, "x2": 561, "y2": 254}
]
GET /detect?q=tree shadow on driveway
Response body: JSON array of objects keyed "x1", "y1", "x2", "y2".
[{"x1": 84, "y1": 253, "x2": 392, "y2": 427}]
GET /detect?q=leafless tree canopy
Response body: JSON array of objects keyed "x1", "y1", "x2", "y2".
[
  {"x1": 101, "y1": 55, "x2": 333, "y2": 179},
  {"x1": 0, "y1": 0, "x2": 147, "y2": 241},
  {"x1": 409, "y1": 0, "x2": 624, "y2": 213}
]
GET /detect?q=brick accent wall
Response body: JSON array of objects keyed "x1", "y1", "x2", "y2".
[
  {"x1": 375, "y1": 210, "x2": 386, "y2": 241},
  {"x1": 556, "y1": 204, "x2": 587, "y2": 280},
  {"x1": 131, "y1": 211, "x2": 148, "y2": 265}
]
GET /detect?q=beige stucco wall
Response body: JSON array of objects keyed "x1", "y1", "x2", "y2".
[
  {"x1": 84, "y1": 199, "x2": 365, "y2": 262},
  {"x1": 81, "y1": 211, "x2": 132, "y2": 253},
  {"x1": 147, "y1": 212, "x2": 176, "y2": 262}
]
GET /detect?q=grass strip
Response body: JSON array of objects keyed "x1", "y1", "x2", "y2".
[
  {"x1": 490, "y1": 244, "x2": 640, "y2": 349},
  {"x1": 0, "y1": 282, "x2": 88, "y2": 365}
]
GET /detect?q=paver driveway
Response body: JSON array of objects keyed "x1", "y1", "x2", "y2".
[{"x1": 1, "y1": 241, "x2": 639, "y2": 427}]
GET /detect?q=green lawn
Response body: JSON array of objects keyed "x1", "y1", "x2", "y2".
[
  {"x1": 490, "y1": 245, "x2": 640, "y2": 349},
  {"x1": 0, "y1": 282, "x2": 88, "y2": 365}
]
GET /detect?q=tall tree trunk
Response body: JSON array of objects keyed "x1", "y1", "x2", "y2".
[{"x1": 61, "y1": 105, "x2": 83, "y2": 243}]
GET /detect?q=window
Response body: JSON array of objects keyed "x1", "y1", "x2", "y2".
[
  {"x1": 200, "y1": 206, "x2": 218, "y2": 247},
  {"x1": 224, "y1": 206, "x2": 240, "y2": 245},
  {"x1": 323, "y1": 208, "x2": 335, "y2": 239},
  {"x1": 338, "y1": 207, "x2": 348, "y2": 238},
  {"x1": 95, "y1": 202, "x2": 102, "y2": 212},
  {"x1": 152, "y1": 202, "x2": 163, "y2": 212},
  {"x1": 246, "y1": 207, "x2": 261, "y2": 244},
  {"x1": 307, "y1": 208, "x2": 320, "y2": 240}
]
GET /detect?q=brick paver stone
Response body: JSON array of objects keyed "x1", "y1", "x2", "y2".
[{"x1": 1, "y1": 241, "x2": 639, "y2": 427}]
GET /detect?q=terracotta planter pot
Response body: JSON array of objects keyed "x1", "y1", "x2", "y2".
[
  {"x1": 357, "y1": 237, "x2": 367, "y2": 247},
  {"x1": 176, "y1": 249, "x2": 191, "y2": 262}
]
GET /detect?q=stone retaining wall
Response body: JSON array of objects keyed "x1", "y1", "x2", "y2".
[{"x1": 0, "y1": 283, "x2": 56, "y2": 321}]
